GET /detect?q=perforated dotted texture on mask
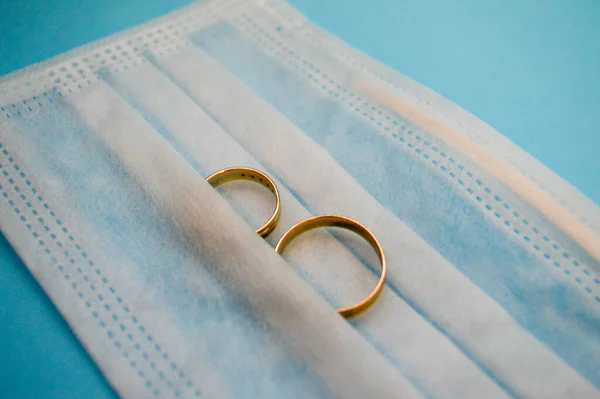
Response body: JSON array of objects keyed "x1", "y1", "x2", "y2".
[
  {"x1": 0, "y1": 145, "x2": 202, "y2": 397},
  {"x1": 0, "y1": 0, "x2": 247, "y2": 116}
]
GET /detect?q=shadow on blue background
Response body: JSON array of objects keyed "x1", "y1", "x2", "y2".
[{"x1": 0, "y1": 0, "x2": 599, "y2": 397}]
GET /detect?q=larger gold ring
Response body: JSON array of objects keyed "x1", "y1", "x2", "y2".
[
  {"x1": 206, "y1": 167, "x2": 281, "y2": 238},
  {"x1": 275, "y1": 215, "x2": 386, "y2": 318}
]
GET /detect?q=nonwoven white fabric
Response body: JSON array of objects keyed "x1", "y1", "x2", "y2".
[{"x1": 0, "y1": 1, "x2": 599, "y2": 398}]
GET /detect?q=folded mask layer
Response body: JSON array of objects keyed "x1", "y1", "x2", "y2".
[{"x1": 0, "y1": 1, "x2": 599, "y2": 398}]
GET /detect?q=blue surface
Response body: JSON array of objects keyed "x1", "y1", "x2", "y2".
[{"x1": 0, "y1": 0, "x2": 599, "y2": 397}]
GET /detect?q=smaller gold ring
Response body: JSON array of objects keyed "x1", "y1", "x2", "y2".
[
  {"x1": 275, "y1": 215, "x2": 386, "y2": 318},
  {"x1": 206, "y1": 167, "x2": 281, "y2": 238}
]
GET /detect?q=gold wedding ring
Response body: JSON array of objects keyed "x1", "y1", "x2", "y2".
[
  {"x1": 206, "y1": 167, "x2": 281, "y2": 238},
  {"x1": 275, "y1": 215, "x2": 386, "y2": 318}
]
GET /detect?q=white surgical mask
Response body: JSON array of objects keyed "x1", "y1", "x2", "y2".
[{"x1": 1, "y1": 0, "x2": 599, "y2": 398}]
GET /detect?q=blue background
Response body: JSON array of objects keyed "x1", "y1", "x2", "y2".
[{"x1": 0, "y1": 0, "x2": 598, "y2": 397}]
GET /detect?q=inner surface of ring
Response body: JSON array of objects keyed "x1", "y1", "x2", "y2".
[
  {"x1": 206, "y1": 167, "x2": 280, "y2": 237},
  {"x1": 275, "y1": 215, "x2": 386, "y2": 318},
  {"x1": 206, "y1": 169, "x2": 277, "y2": 195},
  {"x1": 277, "y1": 217, "x2": 383, "y2": 263}
]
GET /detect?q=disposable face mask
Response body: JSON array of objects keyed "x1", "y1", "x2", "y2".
[{"x1": 1, "y1": 0, "x2": 599, "y2": 398}]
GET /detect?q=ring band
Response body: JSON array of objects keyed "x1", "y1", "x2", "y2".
[
  {"x1": 275, "y1": 215, "x2": 386, "y2": 318},
  {"x1": 206, "y1": 167, "x2": 281, "y2": 238}
]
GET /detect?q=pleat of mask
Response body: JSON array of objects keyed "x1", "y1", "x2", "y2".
[{"x1": 0, "y1": 1, "x2": 598, "y2": 398}]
